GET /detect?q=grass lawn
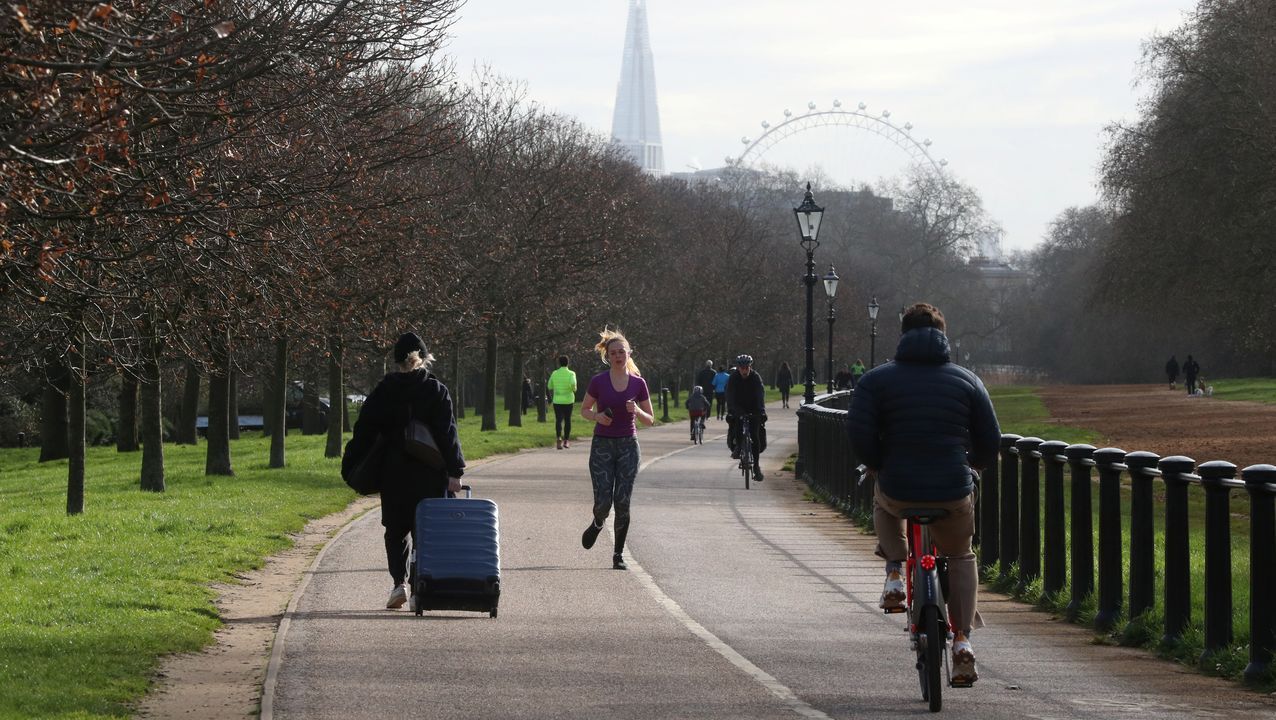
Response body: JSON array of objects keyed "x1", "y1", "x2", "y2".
[
  {"x1": 1208, "y1": 377, "x2": 1276, "y2": 404},
  {"x1": 0, "y1": 401, "x2": 686, "y2": 719}
]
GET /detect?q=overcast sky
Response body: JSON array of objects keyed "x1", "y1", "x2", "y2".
[{"x1": 443, "y1": 1, "x2": 1197, "y2": 253}]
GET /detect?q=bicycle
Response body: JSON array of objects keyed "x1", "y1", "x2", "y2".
[
  {"x1": 737, "y1": 415, "x2": 754, "y2": 489},
  {"x1": 860, "y1": 466, "x2": 964, "y2": 713},
  {"x1": 691, "y1": 413, "x2": 706, "y2": 444}
]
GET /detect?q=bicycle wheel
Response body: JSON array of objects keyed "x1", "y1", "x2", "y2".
[{"x1": 919, "y1": 605, "x2": 943, "y2": 712}]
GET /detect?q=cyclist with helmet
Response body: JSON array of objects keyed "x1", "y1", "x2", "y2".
[{"x1": 726, "y1": 354, "x2": 767, "y2": 481}]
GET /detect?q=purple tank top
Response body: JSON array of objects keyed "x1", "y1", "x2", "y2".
[{"x1": 587, "y1": 372, "x2": 650, "y2": 438}]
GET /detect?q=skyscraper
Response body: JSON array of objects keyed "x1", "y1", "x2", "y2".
[{"x1": 611, "y1": 0, "x2": 664, "y2": 174}]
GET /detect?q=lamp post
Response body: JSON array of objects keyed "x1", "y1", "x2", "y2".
[
  {"x1": 823, "y1": 265, "x2": 839, "y2": 393},
  {"x1": 867, "y1": 296, "x2": 880, "y2": 368},
  {"x1": 955, "y1": 338, "x2": 962, "y2": 366},
  {"x1": 794, "y1": 182, "x2": 825, "y2": 405}
]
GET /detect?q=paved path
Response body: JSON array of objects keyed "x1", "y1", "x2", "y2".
[{"x1": 266, "y1": 405, "x2": 1276, "y2": 719}]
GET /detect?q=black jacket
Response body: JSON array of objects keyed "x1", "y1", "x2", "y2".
[
  {"x1": 342, "y1": 370, "x2": 465, "y2": 500},
  {"x1": 695, "y1": 366, "x2": 717, "y2": 394},
  {"x1": 725, "y1": 369, "x2": 766, "y2": 416},
  {"x1": 847, "y1": 328, "x2": 1000, "y2": 502},
  {"x1": 775, "y1": 366, "x2": 793, "y2": 390}
]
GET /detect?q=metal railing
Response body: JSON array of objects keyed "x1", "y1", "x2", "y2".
[{"x1": 796, "y1": 402, "x2": 1276, "y2": 683}]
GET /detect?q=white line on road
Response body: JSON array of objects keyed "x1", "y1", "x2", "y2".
[{"x1": 622, "y1": 441, "x2": 833, "y2": 720}]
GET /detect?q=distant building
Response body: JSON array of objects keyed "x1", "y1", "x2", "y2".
[{"x1": 611, "y1": 0, "x2": 664, "y2": 174}]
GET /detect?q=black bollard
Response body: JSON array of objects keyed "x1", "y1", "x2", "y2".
[
  {"x1": 1124, "y1": 451, "x2": 1161, "y2": 621},
  {"x1": 1065, "y1": 444, "x2": 1096, "y2": 620},
  {"x1": 1093, "y1": 447, "x2": 1127, "y2": 631},
  {"x1": 660, "y1": 387, "x2": 670, "y2": 422},
  {"x1": 1016, "y1": 437, "x2": 1043, "y2": 593},
  {"x1": 978, "y1": 440, "x2": 1000, "y2": 573},
  {"x1": 1242, "y1": 464, "x2": 1276, "y2": 683},
  {"x1": 999, "y1": 434, "x2": 1022, "y2": 574},
  {"x1": 1198, "y1": 460, "x2": 1237, "y2": 664},
  {"x1": 1040, "y1": 440, "x2": 1069, "y2": 598},
  {"x1": 1158, "y1": 456, "x2": 1196, "y2": 644}
]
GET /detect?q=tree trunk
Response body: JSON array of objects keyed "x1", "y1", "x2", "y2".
[
  {"x1": 482, "y1": 329, "x2": 497, "y2": 431},
  {"x1": 139, "y1": 336, "x2": 166, "y2": 492},
  {"x1": 262, "y1": 362, "x2": 276, "y2": 438},
  {"x1": 204, "y1": 329, "x2": 234, "y2": 476},
  {"x1": 39, "y1": 354, "x2": 69, "y2": 462},
  {"x1": 536, "y1": 354, "x2": 547, "y2": 422},
  {"x1": 228, "y1": 370, "x2": 240, "y2": 440},
  {"x1": 508, "y1": 347, "x2": 524, "y2": 427},
  {"x1": 301, "y1": 364, "x2": 322, "y2": 435},
  {"x1": 269, "y1": 336, "x2": 288, "y2": 468},
  {"x1": 452, "y1": 341, "x2": 464, "y2": 419},
  {"x1": 66, "y1": 336, "x2": 85, "y2": 515},
  {"x1": 325, "y1": 334, "x2": 343, "y2": 458},
  {"x1": 116, "y1": 374, "x2": 139, "y2": 452},
  {"x1": 176, "y1": 361, "x2": 200, "y2": 445}
]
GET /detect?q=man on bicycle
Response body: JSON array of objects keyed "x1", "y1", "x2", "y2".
[
  {"x1": 847, "y1": 303, "x2": 1000, "y2": 686},
  {"x1": 726, "y1": 354, "x2": 767, "y2": 481}
]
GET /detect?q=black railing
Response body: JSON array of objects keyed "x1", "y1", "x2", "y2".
[{"x1": 796, "y1": 403, "x2": 1276, "y2": 684}]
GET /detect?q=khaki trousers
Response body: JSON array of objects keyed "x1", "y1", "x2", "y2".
[{"x1": 873, "y1": 487, "x2": 983, "y2": 636}]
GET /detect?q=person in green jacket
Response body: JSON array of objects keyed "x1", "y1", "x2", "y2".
[
  {"x1": 850, "y1": 358, "x2": 867, "y2": 389},
  {"x1": 547, "y1": 355, "x2": 578, "y2": 449}
]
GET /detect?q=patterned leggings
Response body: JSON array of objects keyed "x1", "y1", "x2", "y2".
[{"x1": 588, "y1": 435, "x2": 641, "y2": 553}]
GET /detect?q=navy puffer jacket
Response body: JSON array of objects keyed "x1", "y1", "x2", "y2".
[{"x1": 847, "y1": 327, "x2": 1000, "y2": 502}]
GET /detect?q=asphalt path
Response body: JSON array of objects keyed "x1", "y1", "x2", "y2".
[{"x1": 266, "y1": 404, "x2": 1276, "y2": 719}]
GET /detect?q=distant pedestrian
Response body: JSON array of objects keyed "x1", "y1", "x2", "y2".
[
  {"x1": 1183, "y1": 355, "x2": 1200, "y2": 395},
  {"x1": 712, "y1": 366, "x2": 730, "y2": 420},
  {"x1": 850, "y1": 358, "x2": 867, "y2": 388},
  {"x1": 521, "y1": 377, "x2": 533, "y2": 413},
  {"x1": 776, "y1": 361, "x2": 794, "y2": 408},
  {"x1": 342, "y1": 332, "x2": 465, "y2": 611},
  {"x1": 1165, "y1": 355, "x2": 1179, "y2": 390},
  {"x1": 835, "y1": 364, "x2": 854, "y2": 390},
  {"x1": 580, "y1": 330, "x2": 654, "y2": 570},
  {"x1": 16, "y1": 431, "x2": 26, "y2": 448},
  {"x1": 547, "y1": 356, "x2": 578, "y2": 449},
  {"x1": 695, "y1": 360, "x2": 717, "y2": 407}
]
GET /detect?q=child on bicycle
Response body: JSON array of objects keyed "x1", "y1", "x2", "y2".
[
  {"x1": 686, "y1": 385, "x2": 711, "y2": 441},
  {"x1": 847, "y1": 303, "x2": 1001, "y2": 686}
]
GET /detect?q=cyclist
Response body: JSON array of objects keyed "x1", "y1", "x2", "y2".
[
  {"x1": 686, "y1": 385, "x2": 711, "y2": 441},
  {"x1": 726, "y1": 354, "x2": 767, "y2": 481},
  {"x1": 847, "y1": 303, "x2": 1000, "y2": 686}
]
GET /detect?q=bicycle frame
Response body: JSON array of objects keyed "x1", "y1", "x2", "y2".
[{"x1": 906, "y1": 519, "x2": 949, "y2": 631}]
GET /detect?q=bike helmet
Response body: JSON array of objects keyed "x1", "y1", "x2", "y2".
[{"x1": 735, "y1": 354, "x2": 754, "y2": 367}]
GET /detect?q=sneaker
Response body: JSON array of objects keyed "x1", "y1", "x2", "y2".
[
  {"x1": 556, "y1": 439, "x2": 563, "y2": 450},
  {"x1": 754, "y1": 467, "x2": 764, "y2": 482},
  {"x1": 563, "y1": 441, "x2": 570, "y2": 449},
  {"x1": 731, "y1": 450, "x2": 740, "y2": 460},
  {"x1": 951, "y1": 639, "x2": 978, "y2": 685},
  {"x1": 386, "y1": 583, "x2": 408, "y2": 609},
  {"x1": 879, "y1": 571, "x2": 905, "y2": 611},
  {"x1": 581, "y1": 520, "x2": 603, "y2": 550},
  {"x1": 409, "y1": 592, "x2": 419, "y2": 613},
  {"x1": 613, "y1": 553, "x2": 628, "y2": 570}
]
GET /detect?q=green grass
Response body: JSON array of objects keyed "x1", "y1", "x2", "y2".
[
  {"x1": 0, "y1": 402, "x2": 692, "y2": 719},
  {"x1": 1208, "y1": 377, "x2": 1276, "y2": 404},
  {"x1": 988, "y1": 385, "x2": 1105, "y2": 445}
]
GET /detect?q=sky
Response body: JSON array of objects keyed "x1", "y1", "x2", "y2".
[{"x1": 442, "y1": 1, "x2": 1198, "y2": 254}]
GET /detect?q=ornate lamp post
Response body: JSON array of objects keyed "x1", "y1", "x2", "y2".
[
  {"x1": 955, "y1": 338, "x2": 963, "y2": 366},
  {"x1": 867, "y1": 296, "x2": 880, "y2": 368},
  {"x1": 794, "y1": 183, "x2": 825, "y2": 405},
  {"x1": 822, "y1": 265, "x2": 839, "y2": 393}
]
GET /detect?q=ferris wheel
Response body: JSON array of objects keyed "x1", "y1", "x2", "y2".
[{"x1": 731, "y1": 100, "x2": 948, "y2": 178}]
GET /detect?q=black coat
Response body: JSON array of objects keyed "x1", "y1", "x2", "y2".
[
  {"x1": 776, "y1": 366, "x2": 793, "y2": 390},
  {"x1": 342, "y1": 370, "x2": 465, "y2": 519},
  {"x1": 695, "y1": 366, "x2": 717, "y2": 394},
  {"x1": 847, "y1": 328, "x2": 1000, "y2": 502},
  {"x1": 726, "y1": 369, "x2": 766, "y2": 416}
]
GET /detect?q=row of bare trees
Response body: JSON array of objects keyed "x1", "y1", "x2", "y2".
[{"x1": 2, "y1": 4, "x2": 1003, "y2": 515}]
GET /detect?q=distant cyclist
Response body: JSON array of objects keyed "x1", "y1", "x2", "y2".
[
  {"x1": 847, "y1": 302, "x2": 1000, "y2": 686},
  {"x1": 726, "y1": 354, "x2": 767, "y2": 481}
]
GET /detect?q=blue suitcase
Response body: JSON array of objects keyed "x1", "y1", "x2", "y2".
[{"x1": 411, "y1": 485, "x2": 501, "y2": 618}]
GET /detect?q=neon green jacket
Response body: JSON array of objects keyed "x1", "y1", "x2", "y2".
[{"x1": 547, "y1": 367, "x2": 577, "y2": 405}]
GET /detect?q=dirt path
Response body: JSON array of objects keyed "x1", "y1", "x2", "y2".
[{"x1": 1039, "y1": 383, "x2": 1276, "y2": 469}]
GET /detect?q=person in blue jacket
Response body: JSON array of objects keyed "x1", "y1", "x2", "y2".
[
  {"x1": 712, "y1": 366, "x2": 730, "y2": 420},
  {"x1": 847, "y1": 303, "x2": 1000, "y2": 686}
]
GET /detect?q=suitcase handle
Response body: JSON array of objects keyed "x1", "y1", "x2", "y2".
[{"x1": 446, "y1": 484, "x2": 473, "y2": 499}]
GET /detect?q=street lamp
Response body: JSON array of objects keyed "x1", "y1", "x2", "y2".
[
  {"x1": 955, "y1": 338, "x2": 962, "y2": 366},
  {"x1": 822, "y1": 265, "x2": 839, "y2": 393},
  {"x1": 867, "y1": 296, "x2": 880, "y2": 368},
  {"x1": 898, "y1": 305, "x2": 905, "y2": 325},
  {"x1": 794, "y1": 182, "x2": 824, "y2": 405}
]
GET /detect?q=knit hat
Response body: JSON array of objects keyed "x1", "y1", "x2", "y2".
[{"x1": 393, "y1": 332, "x2": 428, "y2": 363}]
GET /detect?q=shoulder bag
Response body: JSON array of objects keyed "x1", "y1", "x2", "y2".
[
  {"x1": 404, "y1": 405, "x2": 445, "y2": 470},
  {"x1": 344, "y1": 433, "x2": 388, "y2": 495}
]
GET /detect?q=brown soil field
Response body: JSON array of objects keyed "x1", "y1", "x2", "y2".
[{"x1": 1038, "y1": 384, "x2": 1276, "y2": 470}]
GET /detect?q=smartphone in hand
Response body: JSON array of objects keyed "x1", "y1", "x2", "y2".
[{"x1": 603, "y1": 407, "x2": 614, "y2": 418}]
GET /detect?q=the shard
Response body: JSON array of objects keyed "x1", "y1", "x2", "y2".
[{"x1": 611, "y1": 0, "x2": 664, "y2": 174}]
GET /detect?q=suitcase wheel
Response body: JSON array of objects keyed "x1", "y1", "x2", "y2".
[{"x1": 489, "y1": 607, "x2": 498, "y2": 619}]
